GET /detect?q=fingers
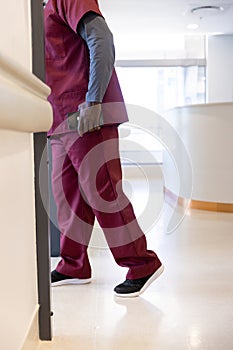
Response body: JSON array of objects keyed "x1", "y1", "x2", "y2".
[
  {"x1": 89, "y1": 126, "x2": 101, "y2": 132},
  {"x1": 77, "y1": 119, "x2": 84, "y2": 137},
  {"x1": 78, "y1": 116, "x2": 101, "y2": 136},
  {"x1": 77, "y1": 103, "x2": 102, "y2": 136}
]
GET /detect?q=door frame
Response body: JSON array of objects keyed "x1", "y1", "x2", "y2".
[{"x1": 31, "y1": 0, "x2": 52, "y2": 341}]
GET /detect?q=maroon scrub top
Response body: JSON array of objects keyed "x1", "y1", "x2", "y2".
[{"x1": 44, "y1": 0, "x2": 128, "y2": 135}]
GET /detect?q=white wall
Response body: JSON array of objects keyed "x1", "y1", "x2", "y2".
[
  {"x1": 0, "y1": 1, "x2": 52, "y2": 349},
  {"x1": 207, "y1": 35, "x2": 233, "y2": 103},
  {"x1": 163, "y1": 103, "x2": 233, "y2": 203}
]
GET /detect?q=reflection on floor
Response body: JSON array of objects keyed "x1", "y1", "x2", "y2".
[{"x1": 37, "y1": 177, "x2": 233, "y2": 350}]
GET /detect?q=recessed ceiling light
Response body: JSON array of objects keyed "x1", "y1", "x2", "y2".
[
  {"x1": 187, "y1": 23, "x2": 199, "y2": 30},
  {"x1": 191, "y1": 5, "x2": 224, "y2": 16}
]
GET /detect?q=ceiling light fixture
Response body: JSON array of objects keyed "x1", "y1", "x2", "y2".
[{"x1": 191, "y1": 5, "x2": 224, "y2": 16}]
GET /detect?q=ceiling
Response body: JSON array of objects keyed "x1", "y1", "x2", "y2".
[
  {"x1": 98, "y1": 0, "x2": 233, "y2": 59},
  {"x1": 99, "y1": 0, "x2": 233, "y2": 35}
]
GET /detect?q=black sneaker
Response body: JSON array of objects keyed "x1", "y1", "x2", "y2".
[
  {"x1": 114, "y1": 265, "x2": 164, "y2": 298},
  {"x1": 51, "y1": 270, "x2": 92, "y2": 287}
]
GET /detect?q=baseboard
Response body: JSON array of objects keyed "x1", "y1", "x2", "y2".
[
  {"x1": 164, "y1": 186, "x2": 233, "y2": 213},
  {"x1": 21, "y1": 306, "x2": 40, "y2": 350}
]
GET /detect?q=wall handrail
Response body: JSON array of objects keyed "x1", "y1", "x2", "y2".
[{"x1": 0, "y1": 52, "x2": 52, "y2": 133}]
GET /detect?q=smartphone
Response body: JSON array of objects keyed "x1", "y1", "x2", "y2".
[{"x1": 67, "y1": 111, "x2": 80, "y2": 130}]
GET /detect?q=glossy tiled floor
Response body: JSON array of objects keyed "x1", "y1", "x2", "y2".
[{"x1": 37, "y1": 177, "x2": 233, "y2": 350}]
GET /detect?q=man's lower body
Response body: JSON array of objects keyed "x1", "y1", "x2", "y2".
[{"x1": 50, "y1": 125, "x2": 163, "y2": 297}]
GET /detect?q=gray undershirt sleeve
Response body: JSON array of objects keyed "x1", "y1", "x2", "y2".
[{"x1": 77, "y1": 12, "x2": 115, "y2": 103}]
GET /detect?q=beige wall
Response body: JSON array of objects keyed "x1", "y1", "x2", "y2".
[
  {"x1": 0, "y1": 1, "x2": 52, "y2": 349},
  {"x1": 0, "y1": 131, "x2": 39, "y2": 350},
  {"x1": 0, "y1": 0, "x2": 32, "y2": 68}
]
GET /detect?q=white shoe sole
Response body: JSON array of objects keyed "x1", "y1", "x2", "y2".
[
  {"x1": 114, "y1": 264, "x2": 164, "y2": 298},
  {"x1": 52, "y1": 278, "x2": 92, "y2": 287}
]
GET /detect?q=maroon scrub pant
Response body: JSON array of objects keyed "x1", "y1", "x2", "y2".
[{"x1": 50, "y1": 125, "x2": 162, "y2": 280}]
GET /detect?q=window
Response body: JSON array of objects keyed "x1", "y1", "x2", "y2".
[{"x1": 116, "y1": 64, "x2": 206, "y2": 165}]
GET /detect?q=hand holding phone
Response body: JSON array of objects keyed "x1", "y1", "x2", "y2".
[
  {"x1": 67, "y1": 102, "x2": 102, "y2": 136},
  {"x1": 78, "y1": 102, "x2": 102, "y2": 136}
]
